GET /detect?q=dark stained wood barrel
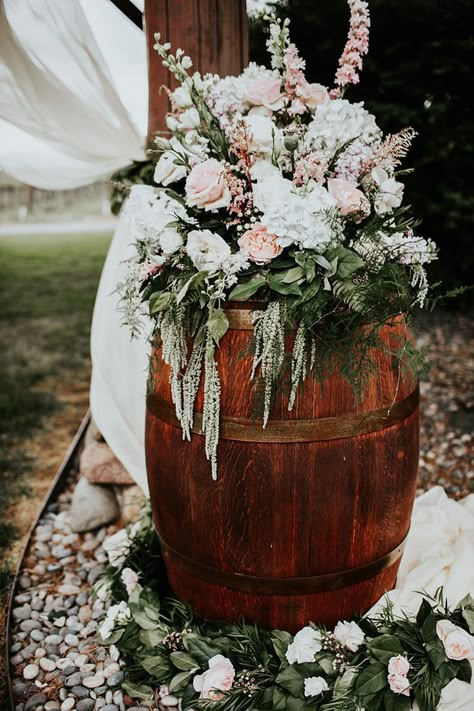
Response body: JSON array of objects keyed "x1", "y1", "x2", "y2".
[{"x1": 145, "y1": 304, "x2": 420, "y2": 632}]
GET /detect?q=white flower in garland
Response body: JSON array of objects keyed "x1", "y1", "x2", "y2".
[
  {"x1": 125, "y1": 186, "x2": 189, "y2": 257},
  {"x1": 304, "y1": 676, "x2": 329, "y2": 697},
  {"x1": 243, "y1": 114, "x2": 282, "y2": 156},
  {"x1": 98, "y1": 601, "x2": 131, "y2": 641},
  {"x1": 333, "y1": 620, "x2": 365, "y2": 651},
  {"x1": 154, "y1": 137, "x2": 188, "y2": 186},
  {"x1": 371, "y1": 166, "x2": 404, "y2": 214},
  {"x1": 187, "y1": 230, "x2": 231, "y2": 272},
  {"x1": 381, "y1": 231, "x2": 437, "y2": 266},
  {"x1": 307, "y1": 99, "x2": 382, "y2": 156},
  {"x1": 253, "y1": 174, "x2": 338, "y2": 250},
  {"x1": 286, "y1": 626, "x2": 323, "y2": 664},
  {"x1": 121, "y1": 567, "x2": 139, "y2": 596}
]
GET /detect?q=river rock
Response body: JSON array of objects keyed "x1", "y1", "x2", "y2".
[
  {"x1": 69, "y1": 478, "x2": 120, "y2": 533},
  {"x1": 80, "y1": 442, "x2": 134, "y2": 486}
]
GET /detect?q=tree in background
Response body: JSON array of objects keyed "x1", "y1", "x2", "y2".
[{"x1": 250, "y1": 0, "x2": 474, "y2": 297}]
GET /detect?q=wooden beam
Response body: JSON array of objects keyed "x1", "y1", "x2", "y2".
[
  {"x1": 109, "y1": 0, "x2": 143, "y2": 30},
  {"x1": 144, "y1": 0, "x2": 248, "y2": 141}
]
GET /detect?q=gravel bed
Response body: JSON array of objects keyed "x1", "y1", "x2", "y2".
[{"x1": 9, "y1": 310, "x2": 473, "y2": 710}]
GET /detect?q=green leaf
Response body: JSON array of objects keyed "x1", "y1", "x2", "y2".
[
  {"x1": 207, "y1": 308, "x2": 229, "y2": 344},
  {"x1": 182, "y1": 634, "x2": 223, "y2": 667},
  {"x1": 149, "y1": 290, "x2": 172, "y2": 315},
  {"x1": 300, "y1": 279, "x2": 321, "y2": 303},
  {"x1": 228, "y1": 274, "x2": 266, "y2": 300},
  {"x1": 141, "y1": 655, "x2": 171, "y2": 678},
  {"x1": 313, "y1": 254, "x2": 332, "y2": 271},
  {"x1": 170, "y1": 651, "x2": 200, "y2": 672},
  {"x1": 169, "y1": 669, "x2": 196, "y2": 693},
  {"x1": 281, "y1": 266, "x2": 305, "y2": 283},
  {"x1": 272, "y1": 686, "x2": 288, "y2": 710},
  {"x1": 268, "y1": 273, "x2": 302, "y2": 296},
  {"x1": 272, "y1": 630, "x2": 293, "y2": 662},
  {"x1": 325, "y1": 246, "x2": 364, "y2": 279},
  {"x1": 139, "y1": 628, "x2": 166, "y2": 649},
  {"x1": 97, "y1": 628, "x2": 124, "y2": 645},
  {"x1": 333, "y1": 666, "x2": 359, "y2": 699},
  {"x1": 425, "y1": 638, "x2": 447, "y2": 670},
  {"x1": 367, "y1": 634, "x2": 404, "y2": 664},
  {"x1": 421, "y1": 612, "x2": 437, "y2": 643},
  {"x1": 122, "y1": 680, "x2": 153, "y2": 700},
  {"x1": 355, "y1": 661, "x2": 388, "y2": 698},
  {"x1": 129, "y1": 605, "x2": 157, "y2": 630},
  {"x1": 383, "y1": 688, "x2": 411, "y2": 711},
  {"x1": 416, "y1": 598, "x2": 433, "y2": 627},
  {"x1": 460, "y1": 594, "x2": 474, "y2": 633},
  {"x1": 276, "y1": 666, "x2": 305, "y2": 698},
  {"x1": 286, "y1": 695, "x2": 308, "y2": 711},
  {"x1": 456, "y1": 658, "x2": 473, "y2": 684},
  {"x1": 176, "y1": 272, "x2": 206, "y2": 304}
]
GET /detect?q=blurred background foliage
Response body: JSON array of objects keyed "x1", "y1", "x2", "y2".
[{"x1": 249, "y1": 0, "x2": 474, "y2": 302}]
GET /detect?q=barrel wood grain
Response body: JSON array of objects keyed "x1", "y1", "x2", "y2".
[{"x1": 146, "y1": 313, "x2": 420, "y2": 630}]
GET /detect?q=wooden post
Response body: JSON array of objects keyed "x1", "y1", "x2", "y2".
[{"x1": 144, "y1": 0, "x2": 248, "y2": 141}]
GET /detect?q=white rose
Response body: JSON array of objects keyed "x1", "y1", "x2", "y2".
[
  {"x1": 154, "y1": 148, "x2": 187, "y2": 186},
  {"x1": 185, "y1": 158, "x2": 230, "y2": 211},
  {"x1": 286, "y1": 626, "x2": 323, "y2": 665},
  {"x1": 333, "y1": 621, "x2": 365, "y2": 652},
  {"x1": 193, "y1": 654, "x2": 235, "y2": 701},
  {"x1": 388, "y1": 672, "x2": 411, "y2": 696},
  {"x1": 250, "y1": 159, "x2": 280, "y2": 182},
  {"x1": 186, "y1": 230, "x2": 231, "y2": 272},
  {"x1": 179, "y1": 107, "x2": 201, "y2": 130},
  {"x1": 120, "y1": 567, "x2": 139, "y2": 596},
  {"x1": 436, "y1": 620, "x2": 474, "y2": 661},
  {"x1": 371, "y1": 166, "x2": 404, "y2": 214},
  {"x1": 388, "y1": 655, "x2": 410, "y2": 677},
  {"x1": 160, "y1": 228, "x2": 183, "y2": 254},
  {"x1": 304, "y1": 676, "x2": 329, "y2": 697},
  {"x1": 253, "y1": 174, "x2": 293, "y2": 214},
  {"x1": 243, "y1": 115, "x2": 281, "y2": 156},
  {"x1": 172, "y1": 84, "x2": 192, "y2": 108}
]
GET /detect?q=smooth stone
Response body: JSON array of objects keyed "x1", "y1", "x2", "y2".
[
  {"x1": 76, "y1": 592, "x2": 89, "y2": 606},
  {"x1": 13, "y1": 681, "x2": 34, "y2": 699},
  {"x1": 31, "y1": 630, "x2": 45, "y2": 642},
  {"x1": 35, "y1": 648, "x2": 47, "y2": 658},
  {"x1": 71, "y1": 686, "x2": 89, "y2": 700},
  {"x1": 101, "y1": 706, "x2": 119, "y2": 711},
  {"x1": 74, "y1": 654, "x2": 88, "y2": 667},
  {"x1": 24, "y1": 693, "x2": 47, "y2": 711},
  {"x1": 45, "y1": 635, "x2": 63, "y2": 646},
  {"x1": 79, "y1": 664, "x2": 95, "y2": 673},
  {"x1": 23, "y1": 643, "x2": 39, "y2": 658},
  {"x1": 54, "y1": 617, "x2": 67, "y2": 628},
  {"x1": 45, "y1": 670, "x2": 61, "y2": 681},
  {"x1": 20, "y1": 620, "x2": 42, "y2": 633},
  {"x1": 31, "y1": 598, "x2": 45, "y2": 612},
  {"x1": 161, "y1": 697, "x2": 179, "y2": 707},
  {"x1": 65, "y1": 672, "x2": 83, "y2": 687},
  {"x1": 15, "y1": 594, "x2": 32, "y2": 604},
  {"x1": 13, "y1": 606, "x2": 32, "y2": 620},
  {"x1": 87, "y1": 567, "x2": 105, "y2": 586},
  {"x1": 23, "y1": 664, "x2": 39, "y2": 680},
  {"x1": 47, "y1": 563, "x2": 63, "y2": 573},
  {"x1": 59, "y1": 689, "x2": 68, "y2": 702},
  {"x1": 19, "y1": 575, "x2": 32, "y2": 589},
  {"x1": 61, "y1": 700, "x2": 76, "y2": 711},
  {"x1": 11, "y1": 653, "x2": 23, "y2": 666},
  {"x1": 65, "y1": 633, "x2": 79, "y2": 646},
  {"x1": 45, "y1": 702, "x2": 61, "y2": 711},
  {"x1": 103, "y1": 663, "x2": 120, "y2": 678},
  {"x1": 11, "y1": 642, "x2": 22, "y2": 653},
  {"x1": 105, "y1": 692, "x2": 113, "y2": 705},
  {"x1": 69, "y1": 479, "x2": 120, "y2": 533},
  {"x1": 83, "y1": 674, "x2": 105, "y2": 689},
  {"x1": 106, "y1": 672, "x2": 123, "y2": 687},
  {"x1": 39, "y1": 658, "x2": 56, "y2": 672},
  {"x1": 76, "y1": 702, "x2": 95, "y2": 711},
  {"x1": 58, "y1": 585, "x2": 81, "y2": 596},
  {"x1": 56, "y1": 658, "x2": 73, "y2": 670}
]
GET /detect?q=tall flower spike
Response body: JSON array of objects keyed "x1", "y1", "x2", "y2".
[{"x1": 331, "y1": 0, "x2": 370, "y2": 97}]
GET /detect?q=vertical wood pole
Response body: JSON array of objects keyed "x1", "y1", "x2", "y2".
[{"x1": 144, "y1": 0, "x2": 248, "y2": 141}]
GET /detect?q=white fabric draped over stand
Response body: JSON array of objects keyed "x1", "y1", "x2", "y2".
[{"x1": 0, "y1": 0, "x2": 147, "y2": 189}]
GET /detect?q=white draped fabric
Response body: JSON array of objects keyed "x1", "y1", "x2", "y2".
[{"x1": 0, "y1": 0, "x2": 146, "y2": 189}]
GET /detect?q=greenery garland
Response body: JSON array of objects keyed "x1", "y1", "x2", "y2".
[{"x1": 95, "y1": 509, "x2": 474, "y2": 711}]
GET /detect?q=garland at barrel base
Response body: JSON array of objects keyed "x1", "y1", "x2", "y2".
[
  {"x1": 119, "y1": 4, "x2": 438, "y2": 479},
  {"x1": 95, "y1": 510, "x2": 474, "y2": 711}
]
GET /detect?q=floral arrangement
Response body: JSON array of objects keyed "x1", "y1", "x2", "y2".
[
  {"x1": 96, "y1": 512, "x2": 474, "y2": 711},
  {"x1": 120, "y1": 5, "x2": 437, "y2": 478}
]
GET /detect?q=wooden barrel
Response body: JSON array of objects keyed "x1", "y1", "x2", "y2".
[{"x1": 145, "y1": 304, "x2": 420, "y2": 632}]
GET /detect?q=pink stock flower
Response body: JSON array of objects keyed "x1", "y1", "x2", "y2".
[
  {"x1": 238, "y1": 224, "x2": 283, "y2": 264},
  {"x1": 334, "y1": 0, "x2": 370, "y2": 91}
]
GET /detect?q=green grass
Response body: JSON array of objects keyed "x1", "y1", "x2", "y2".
[{"x1": 0, "y1": 231, "x2": 112, "y2": 553}]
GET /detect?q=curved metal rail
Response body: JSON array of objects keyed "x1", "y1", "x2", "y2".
[{"x1": 5, "y1": 410, "x2": 91, "y2": 711}]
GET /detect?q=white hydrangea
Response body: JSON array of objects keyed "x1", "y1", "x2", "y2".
[
  {"x1": 304, "y1": 676, "x2": 329, "y2": 697},
  {"x1": 307, "y1": 99, "x2": 382, "y2": 157},
  {"x1": 125, "y1": 185, "x2": 191, "y2": 256},
  {"x1": 98, "y1": 601, "x2": 131, "y2": 641},
  {"x1": 286, "y1": 626, "x2": 323, "y2": 665},
  {"x1": 253, "y1": 174, "x2": 339, "y2": 251}
]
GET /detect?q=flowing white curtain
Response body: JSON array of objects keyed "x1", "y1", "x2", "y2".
[{"x1": 0, "y1": 0, "x2": 146, "y2": 189}]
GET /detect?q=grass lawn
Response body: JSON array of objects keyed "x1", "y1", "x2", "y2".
[{"x1": 0, "y1": 231, "x2": 111, "y2": 701}]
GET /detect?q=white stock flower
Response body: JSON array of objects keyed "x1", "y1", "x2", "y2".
[
  {"x1": 125, "y1": 186, "x2": 189, "y2": 256},
  {"x1": 103, "y1": 529, "x2": 130, "y2": 568},
  {"x1": 243, "y1": 114, "x2": 281, "y2": 156},
  {"x1": 172, "y1": 84, "x2": 193, "y2": 108},
  {"x1": 154, "y1": 139, "x2": 187, "y2": 186},
  {"x1": 98, "y1": 601, "x2": 131, "y2": 641},
  {"x1": 179, "y1": 107, "x2": 201, "y2": 130},
  {"x1": 307, "y1": 99, "x2": 382, "y2": 157},
  {"x1": 381, "y1": 232, "x2": 437, "y2": 265},
  {"x1": 253, "y1": 174, "x2": 337, "y2": 251},
  {"x1": 371, "y1": 167, "x2": 404, "y2": 214},
  {"x1": 186, "y1": 230, "x2": 231, "y2": 272},
  {"x1": 333, "y1": 620, "x2": 365, "y2": 652},
  {"x1": 121, "y1": 567, "x2": 139, "y2": 596},
  {"x1": 286, "y1": 626, "x2": 323, "y2": 664},
  {"x1": 304, "y1": 676, "x2": 329, "y2": 697}
]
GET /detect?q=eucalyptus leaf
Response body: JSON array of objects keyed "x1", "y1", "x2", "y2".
[
  {"x1": 149, "y1": 290, "x2": 172, "y2": 315},
  {"x1": 228, "y1": 274, "x2": 266, "y2": 300},
  {"x1": 272, "y1": 686, "x2": 288, "y2": 710},
  {"x1": 177, "y1": 272, "x2": 206, "y2": 304},
  {"x1": 207, "y1": 308, "x2": 229, "y2": 344},
  {"x1": 456, "y1": 658, "x2": 472, "y2": 684},
  {"x1": 355, "y1": 661, "x2": 388, "y2": 698},
  {"x1": 326, "y1": 246, "x2": 364, "y2": 279},
  {"x1": 281, "y1": 266, "x2": 305, "y2": 284},
  {"x1": 333, "y1": 666, "x2": 358, "y2": 698},
  {"x1": 367, "y1": 634, "x2": 403, "y2": 664},
  {"x1": 170, "y1": 669, "x2": 197, "y2": 693},
  {"x1": 268, "y1": 274, "x2": 302, "y2": 297},
  {"x1": 139, "y1": 628, "x2": 166, "y2": 649},
  {"x1": 142, "y1": 654, "x2": 171, "y2": 678},
  {"x1": 170, "y1": 651, "x2": 200, "y2": 672},
  {"x1": 182, "y1": 634, "x2": 223, "y2": 666},
  {"x1": 122, "y1": 680, "x2": 153, "y2": 700},
  {"x1": 276, "y1": 666, "x2": 305, "y2": 698},
  {"x1": 286, "y1": 695, "x2": 308, "y2": 711},
  {"x1": 129, "y1": 605, "x2": 158, "y2": 630}
]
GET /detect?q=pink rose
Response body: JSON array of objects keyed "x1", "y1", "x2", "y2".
[
  {"x1": 388, "y1": 673, "x2": 411, "y2": 696},
  {"x1": 299, "y1": 81, "x2": 329, "y2": 108},
  {"x1": 238, "y1": 223, "x2": 283, "y2": 265},
  {"x1": 246, "y1": 78, "x2": 285, "y2": 111},
  {"x1": 185, "y1": 158, "x2": 230, "y2": 211},
  {"x1": 328, "y1": 178, "x2": 370, "y2": 218},
  {"x1": 193, "y1": 654, "x2": 235, "y2": 701},
  {"x1": 436, "y1": 620, "x2": 474, "y2": 661},
  {"x1": 388, "y1": 655, "x2": 410, "y2": 677}
]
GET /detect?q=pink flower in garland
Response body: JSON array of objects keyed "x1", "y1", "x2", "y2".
[{"x1": 331, "y1": 0, "x2": 370, "y2": 97}]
